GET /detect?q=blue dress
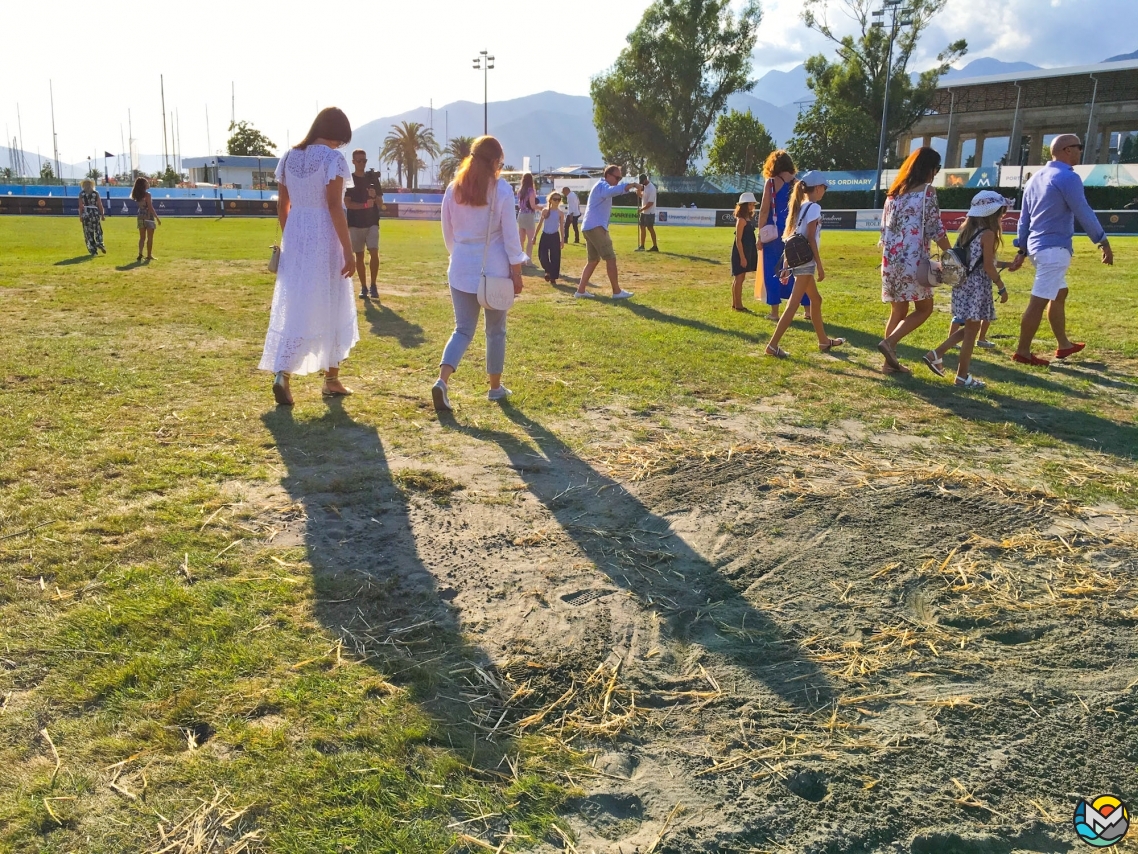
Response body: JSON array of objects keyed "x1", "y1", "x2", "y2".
[{"x1": 761, "y1": 179, "x2": 809, "y2": 308}]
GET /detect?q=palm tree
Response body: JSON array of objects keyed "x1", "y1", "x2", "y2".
[
  {"x1": 381, "y1": 121, "x2": 440, "y2": 190},
  {"x1": 438, "y1": 135, "x2": 475, "y2": 186}
]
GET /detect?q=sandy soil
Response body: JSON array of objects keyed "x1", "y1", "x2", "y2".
[{"x1": 247, "y1": 404, "x2": 1138, "y2": 853}]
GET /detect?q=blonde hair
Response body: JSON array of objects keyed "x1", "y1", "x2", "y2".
[
  {"x1": 782, "y1": 180, "x2": 811, "y2": 240},
  {"x1": 959, "y1": 210, "x2": 1005, "y2": 252},
  {"x1": 80, "y1": 178, "x2": 95, "y2": 191},
  {"x1": 545, "y1": 192, "x2": 562, "y2": 211}
]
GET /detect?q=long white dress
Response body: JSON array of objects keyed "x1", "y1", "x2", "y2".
[{"x1": 258, "y1": 145, "x2": 359, "y2": 375}]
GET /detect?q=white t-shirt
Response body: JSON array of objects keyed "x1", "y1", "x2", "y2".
[
  {"x1": 564, "y1": 192, "x2": 581, "y2": 216},
  {"x1": 793, "y1": 202, "x2": 822, "y2": 245},
  {"x1": 641, "y1": 182, "x2": 657, "y2": 210}
]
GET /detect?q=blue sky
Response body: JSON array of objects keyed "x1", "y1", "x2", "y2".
[{"x1": 2, "y1": 0, "x2": 1134, "y2": 165}]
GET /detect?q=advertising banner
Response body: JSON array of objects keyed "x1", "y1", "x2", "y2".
[
  {"x1": 378, "y1": 203, "x2": 399, "y2": 219},
  {"x1": 609, "y1": 206, "x2": 640, "y2": 224},
  {"x1": 821, "y1": 210, "x2": 857, "y2": 230},
  {"x1": 817, "y1": 171, "x2": 879, "y2": 191},
  {"x1": 396, "y1": 202, "x2": 441, "y2": 221},
  {"x1": 940, "y1": 210, "x2": 1021, "y2": 233},
  {"x1": 715, "y1": 210, "x2": 738, "y2": 227},
  {"x1": 967, "y1": 167, "x2": 1001, "y2": 188},
  {"x1": 856, "y1": 209, "x2": 883, "y2": 231},
  {"x1": 1087, "y1": 210, "x2": 1138, "y2": 236},
  {"x1": 656, "y1": 207, "x2": 716, "y2": 227},
  {"x1": 0, "y1": 196, "x2": 64, "y2": 215}
]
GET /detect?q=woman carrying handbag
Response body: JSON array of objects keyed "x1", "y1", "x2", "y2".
[
  {"x1": 757, "y1": 150, "x2": 809, "y2": 320},
  {"x1": 433, "y1": 135, "x2": 526, "y2": 411}
]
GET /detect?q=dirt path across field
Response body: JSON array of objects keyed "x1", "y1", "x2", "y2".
[{"x1": 243, "y1": 403, "x2": 1138, "y2": 854}]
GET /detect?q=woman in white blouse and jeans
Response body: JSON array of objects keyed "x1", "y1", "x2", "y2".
[{"x1": 432, "y1": 136, "x2": 526, "y2": 410}]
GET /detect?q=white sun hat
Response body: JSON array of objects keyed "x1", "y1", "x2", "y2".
[
  {"x1": 968, "y1": 190, "x2": 1015, "y2": 218},
  {"x1": 738, "y1": 192, "x2": 757, "y2": 204}
]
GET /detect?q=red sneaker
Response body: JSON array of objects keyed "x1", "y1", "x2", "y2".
[
  {"x1": 1054, "y1": 342, "x2": 1085, "y2": 360},
  {"x1": 1012, "y1": 352, "x2": 1050, "y2": 367}
]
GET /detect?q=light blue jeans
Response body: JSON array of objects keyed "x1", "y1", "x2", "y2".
[{"x1": 440, "y1": 288, "x2": 507, "y2": 375}]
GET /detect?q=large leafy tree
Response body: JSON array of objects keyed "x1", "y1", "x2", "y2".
[
  {"x1": 591, "y1": 0, "x2": 762, "y2": 176},
  {"x1": 787, "y1": 99, "x2": 878, "y2": 170},
  {"x1": 790, "y1": 0, "x2": 966, "y2": 169},
  {"x1": 226, "y1": 120, "x2": 276, "y2": 156},
  {"x1": 381, "y1": 121, "x2": 440, "y2": 190},
  {"x1": 438, "y1": 135, "x2": 475, "y2": 186},
  {"x1": 706, "y1": 110, "x2": 775, "y2": 175}
]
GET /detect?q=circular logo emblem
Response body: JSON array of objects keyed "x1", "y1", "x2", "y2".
[
  {"x1": 1075, "y1": 795, "x2": 1129, "y2": 847},
  {"x1": 38, "y1": 199, "x2": 46, "y2": 207},
  {"x1": 1109, "y1": 215, "x2": 1119, "y2": 224}
]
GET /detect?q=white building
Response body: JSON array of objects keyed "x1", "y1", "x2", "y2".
[{"x1": 182, "y1": 155, "x2": 280, "y2": 189}]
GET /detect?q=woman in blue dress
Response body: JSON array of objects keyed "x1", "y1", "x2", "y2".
[{"x1": 757, "y1": 150, "x2": 809, "y2": 320}]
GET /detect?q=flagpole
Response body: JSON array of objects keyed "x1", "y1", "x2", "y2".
[
  {"x1": 49, "y1": 80, "x2": 61, "y2": 185},
  {"x1": 160, "y1": 74, "x2": 169, "y2": 173}
]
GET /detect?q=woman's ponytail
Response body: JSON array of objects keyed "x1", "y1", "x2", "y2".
[{"x1": 782, "y1": 180, "x2": 809, "y2": 240}]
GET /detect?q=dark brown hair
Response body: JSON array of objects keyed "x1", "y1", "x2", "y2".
[
  {"x1": 453, "y1": 135, "x2": 503, "y2": 207},
  {"x1": 889, "y1": 146, "x2": 941, "y2": 197},
  {"x1": 130, "y1": 177, "x2": 149, "y2": 201},
  {"x1": 519, "y1": 172, "x2": 534, "y2": 196},
  {"x1": 296, "y1": 107, "x2": 352, "y2": 150},
  {"x1": 734, "y1": 201, "x2": 755, "y2": 220},
  {"x1": 762, "y1": 149, "x2": 795, "y2": 179}
]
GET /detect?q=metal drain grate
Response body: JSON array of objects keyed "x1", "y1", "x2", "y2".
[{"x1": 561, "y1": 588, "x2": 615, "y2": 607}]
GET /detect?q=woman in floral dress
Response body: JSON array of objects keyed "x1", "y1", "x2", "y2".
[{"x1": 876, "y1": 147, "x2": 952, "y2": 373}]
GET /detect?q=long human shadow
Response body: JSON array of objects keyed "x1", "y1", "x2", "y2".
[
  {"x1": 898, "y1": 375, "x2": 1138, "y2": 459},
  {"x1": 363, "y1": 300, "x2": 426, "y2": 349},
  {"x1": 114, "y1": 260, "x2": 145, "y2": 271},
  {"x1": 261, "y1": 403, "x2": 508, "y2": 761},
  {"x1": 608, "y1": 298, "x2": 764, "y2": 344},
  {"x1": 439, "y1": 404, "x2": 834, "y2": 711},
  {"x1": 54, "y1": 254, "x2": 94, "y2": 266}
]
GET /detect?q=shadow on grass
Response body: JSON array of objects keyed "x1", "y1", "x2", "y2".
[
  {"x1": 261, "y1": 402, "x2": 512, "y2": 768},
  {"x1": 658, "y1": 251, "x2": 724, "y2": 265},
  {"x1": 54, "y1": 254, "x2": 94, "y2": 266},
  {"x1": 898, "y1": 375, "x2": 1138, "y2": 459},
  {"x1": 363, "y1": 301, "x2": 426, "y2": 349},
  {"x1": 115, "y1": 260, "x2": 146, "y2": 271},
  {"x1": 439, "y1": 403, "x2": 835, "y2": 712},
  {"x1": 609, "y1": 298, "x2": 763, "y2": 344}
]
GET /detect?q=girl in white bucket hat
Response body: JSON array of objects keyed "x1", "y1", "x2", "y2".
[
  {"x1": 922, "y1": 190, "x2": 1017, "y2": 389},
  {"x1": 730, "y1": 192, "x2": 759, "y2": 310}
]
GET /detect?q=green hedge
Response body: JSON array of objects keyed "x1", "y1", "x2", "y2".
[{"x1": 605, "y1": 186, "x2": 1138, "y2": 211}]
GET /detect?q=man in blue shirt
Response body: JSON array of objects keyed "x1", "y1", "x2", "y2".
[
  {"x1": 574, "y1": 165, "x2": 641, "y2": 299},
  {"x1": 1008, "y1": 133, "x2": 1113, "y2": 366}
]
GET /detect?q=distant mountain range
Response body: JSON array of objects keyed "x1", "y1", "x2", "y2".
[{"x1": 4, "y1": 52, "x2": 1131, "y2": 183}]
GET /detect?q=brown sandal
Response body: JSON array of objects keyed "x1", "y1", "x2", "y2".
[
  {"x1": 272, "y1": 372, "x2": 293, "y2": 406},
  {"x1": 819, "y1": 337, "x2": 846, "y2": 352}
]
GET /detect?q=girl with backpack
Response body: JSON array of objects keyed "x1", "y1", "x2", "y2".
[
  {"x1": 921, "y1": 191, "x2": 1016, "y2": 389},
  {"x1": 764, "y1": 172, "x2": 845, "y2": 358}
]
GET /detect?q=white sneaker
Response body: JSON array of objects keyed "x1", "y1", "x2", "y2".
[
  {"x1": 431, "y1": 379, "x2": 452, "y2": 411},
  {"x1": 634, "y1": 246, "x2": 645, "y2": 252},
  {"x1": 573, "y1": 291, "x2": 596, "y2": 299},
  {"x1": 976, "y1": 339, "x2": 996, "y2": 349},
  {"x1": 612, "y1": 290, "x2": 634, "y2": 299},
  {"x1": 487, "y1": 385, "x2": 512, "y2": 401}
]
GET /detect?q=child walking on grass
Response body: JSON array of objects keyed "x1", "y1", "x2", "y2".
[
  {"x1": 765, "y1": 172, "x2": 844, "y2": 358},
  {"x1": 535, "y1": 192, "x2": 566, "y2": 284},
  {"x1": 922, "y1": 191, "x2": 1016, "y2": 389}
]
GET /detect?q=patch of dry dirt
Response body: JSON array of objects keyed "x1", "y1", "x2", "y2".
[{"x1": 247, "y1": 409, "x2": 1138, "y2": 853}]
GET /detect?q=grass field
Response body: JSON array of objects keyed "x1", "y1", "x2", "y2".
[{"x1": 1, "y1": 216, "x2": 1136, "y2": 853}]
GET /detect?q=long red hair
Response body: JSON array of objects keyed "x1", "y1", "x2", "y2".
[
  {"x1": 888, "y1": 146, "x2": 941, "y2": 197},
  {"x1": 453, "y1": 136, "x2": 503, "y2": 207}
]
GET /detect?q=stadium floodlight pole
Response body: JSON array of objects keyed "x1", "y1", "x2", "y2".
[
  {"x1": 870, "y1": 0, "x2": 913, "y2": 209},
  {"x1": 472, "y1": 51, "x2": 495, "y2": 135}
]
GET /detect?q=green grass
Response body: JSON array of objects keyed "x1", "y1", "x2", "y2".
[{"x1": 0, "y1": 216, "x2": 1136, "y2": 851}]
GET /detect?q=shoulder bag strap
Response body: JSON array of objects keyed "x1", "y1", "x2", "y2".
[
  {"x1": 794, "y1": 201, "x2": 815, "y2": 233},
  {"x1": 479, "y1": 182, "x2": 496, "y2": 278},
  {"x1": 766, "y1": 178, "x2": 776, "y2": 225}
]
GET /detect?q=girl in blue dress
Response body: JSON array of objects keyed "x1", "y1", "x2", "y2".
[{"x1": 757, "y1": 150, "x2": 809, "y2": 320}]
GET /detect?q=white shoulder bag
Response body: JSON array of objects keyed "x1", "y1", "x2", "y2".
[{"x1": 477, "y1": 184, "x2": 516, "y2": 311}]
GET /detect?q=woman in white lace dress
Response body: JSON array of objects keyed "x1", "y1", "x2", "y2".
[{"x1": 259, "y1": 107, "x2": 358, "y2": 405}]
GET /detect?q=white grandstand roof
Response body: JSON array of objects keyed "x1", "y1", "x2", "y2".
[{"x1": 938, "y1": 58, "x2": 1138, "y2": 89}]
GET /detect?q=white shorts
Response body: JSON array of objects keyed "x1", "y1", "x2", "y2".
[{"x1": 1029, "y1": 246, "x2": 1072, "y2": 301}]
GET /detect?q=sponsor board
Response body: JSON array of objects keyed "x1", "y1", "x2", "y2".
[
  {"x1": 1084, "y1": 210, "x2": 1138, "y2": 236},
  {"x1": 856, "y1": 209, "x2": 883, "y2": 231},
  {"x1": 940, "y1": 210, "x2": 1021, "y2": 233},
  {"x1": 821, "y1": 210, "x2": 857, "y2": 230},
  {"x1": 656, "y1": 208, "x2": 717, "y2": 227},
  {"x1": 396, "y1": 202, "x2": 441, "y2": 221}
]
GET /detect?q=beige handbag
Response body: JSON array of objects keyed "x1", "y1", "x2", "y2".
[
  {"x1": 476, "y1": 186, "x2": 516, "y2": 311},
  {"x1": 268, "y1": 155, "x2": 284, "y2": 274},
  {"x1": 758, "y1": 178, "x2": 779, "y2": 244}
]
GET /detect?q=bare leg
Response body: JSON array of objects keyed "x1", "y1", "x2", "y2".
[
  {"x1": 605, "y1": 257, "x2": 620, "y2": 294},
  {"x1": 884, "y1": 297, "x2": 933, "y2": 347},
  {"x1": 885, "y1": 301, "x2": 910, "y2": 338},
  {"x1": 488, "y1": 372, "x2": 502, "y2": 391},
  {"x1": 577, "y1": 259, "x2": 600, "y2": 293},
  {"x1": 803, "y1": 282, "x2": 828, "y2": 345},
  {"x1": 956, "y1": 320, "x2": 982, "y2": 379},
  {"x1": 439, "y1": 364, "x2": 455, "y2": 384},
  {"x1": 767, "y1": 276, "x2": 811, "y2": 351},
  {"x1": 323, "y1": 365, "x2": 349, "y2": 394},
  {"x1": 647, "y1": 224, "x2": 657, "y2": 249},
  {"x1": 638, "y1": 224, "x2": 646, "y2": 249},
  {"x1": 1015, "y1": 295, "x2": 1049, "y2": 358},
  {"x1": 369, "y1": 249, "x2": 379, "y2": 287},
  {"x1": 732, "y1": 274, "x2": 745, "y2": 310},
  {"x1": 354, "y1": 251, "x2": 366, "y2": 289},
  {"x1": 933, "y1": 326, "x2": 970, "y2": 360},
  {"x1": 1046, "y1": 288, "x2": 1073, "y2": 349},
  {"x1": 137, "y1": 228, "x2": 146, "y2": 259},
  {"x1": 145, "y1": 228, "x2": 155, "y2": 258}
]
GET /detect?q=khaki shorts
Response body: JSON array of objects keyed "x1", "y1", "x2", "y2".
[
  {"x1": 349, "y1": 224, "x2": 379, "y2": 253},
  {"x1": 584, "y1": 226, "x2": 615, "y2": 262}
]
